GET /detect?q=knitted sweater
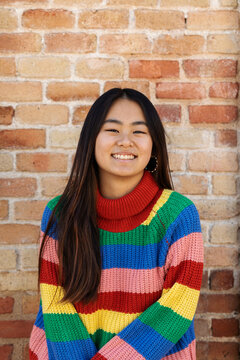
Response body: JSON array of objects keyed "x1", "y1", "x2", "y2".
[{"x1": 29, "y1": 171, "x2": 204, "y2": 360}]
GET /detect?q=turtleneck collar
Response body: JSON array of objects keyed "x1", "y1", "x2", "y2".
[{"x1": 96, "y1": 171, "x2": 160, "y2": 221}]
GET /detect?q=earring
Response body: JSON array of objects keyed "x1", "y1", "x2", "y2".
[{"x1": 145, "y1": 156, "x2": 158, "y2": 173}]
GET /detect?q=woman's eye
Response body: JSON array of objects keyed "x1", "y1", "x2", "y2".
[
  {"x1": 133, "y1": 130, "x2": 147, "y2": 134},
  {"x1": 105, "y1": 129, "x2": 119, "y2": 133}
]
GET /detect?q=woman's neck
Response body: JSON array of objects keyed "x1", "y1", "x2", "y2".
[{"x1": 98, "y1": 171, "x2": 144, "y2": 199}]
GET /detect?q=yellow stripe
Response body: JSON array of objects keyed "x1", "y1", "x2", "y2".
[
  {"x1": 80, "y1": 309, "x2": 141, "y2": 335},
  {"x1": 142, "y1": 189, "x2": 173, "y2": 225},
  {"x1": 158, "y1": 283, "x2": 200, "y2": 321},
  {"x1": 40, "y1": 283, "x2": 76, "y2": 315}
]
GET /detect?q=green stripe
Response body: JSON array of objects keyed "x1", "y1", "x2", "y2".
[
  {"x1": 43, "y1": 313, "x2": 90, "y2": 342},
  {"x1": 99, "y1": 192, "x2": 192, "y2": 245},
  {"x1": 91, "y1": 328, "x2": 115, "y2": 350},
  {"x1": 47, "y1": 195, "x2": 61, "y2": 211},
  {"x1": 139, "y1": 302, "x2": 191, "y2": 343}
]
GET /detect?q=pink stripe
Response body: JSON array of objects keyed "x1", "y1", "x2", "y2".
[
  {"x1": 165, "y1": 233, "x2": 203, "y2": 270},
  {"x1": 162, "y1": 339, "x2": 196, "y2": 360},
  {"x1": 29, "y1": 325, "x2": 49, "y2": 360},
  {"x1": 40, "y1": 231, "x2": 59, "y2": 265},
  {"x1": 99, "y1": 336, "x2": 146, "y2": 360},
  {"x1": 99, "y1": 267, "x2": 165, "y2": 294}
]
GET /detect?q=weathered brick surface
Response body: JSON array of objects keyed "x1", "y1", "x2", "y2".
[
  {"x1": 15, "y1": 105, "x2": 69, "y2": 125},
  {"x1": 0, "y1": 1, "x2": 239, "y2": 358},
  {"x1": 0, "y1": 297, "x2": 14, "y2": 314},
  {"x1": 183, "y1": 59, "x2": 237, "y2": 78},
  {"x1": 129, "y1": 60, "x2": 179, "y2": 79},
  {"x1": 0, "y1": 224, "x2": 39, "y2": 244},
  {"x1": 0, "y1": 129, "x2": 45, "y2": 149},
  {"x1": 0, "y1": 58, "x2": 16, "y2": 76},
  {"x1": 0, "y1": 178, "x2": 37, "y2": 197},
  {"x1": 45, "y1": 33, "x2": 97, "y2": 53},
  {"x1": 210, "y1": 270, "x2": 234, "y2": 290},
  {"x1": 16, "y1": 153, "x2": 68, "y2": 172},
  {"x1": 0, "y1": 106, "x2": 14, "y2": 125},
  {"x1": 189, "y1": 105, "x2": 238, "y2": 123}
]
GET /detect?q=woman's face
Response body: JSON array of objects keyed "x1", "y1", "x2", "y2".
[{"x1": 95, "y1": 98, "x2": 153, "y2": 182}]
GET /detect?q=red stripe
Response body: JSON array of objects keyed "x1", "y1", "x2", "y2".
[
  {"x1": 40, "y1": 258, "x2": 59, "y2": 285},
  {"x1": 74, "y1": 289, "x2": 162, "y2": 314},
  {"x1": 91, "y1": 354, "x2": 108, "y2": 360},
  {"x1": 163, "y1": 260, "x2": 203, "y2": 291},
  {"x1": 97, "y1": 190, "x2": 163, "y2": 232},
  {"x1": 29, "y1": 349, "x2": 38, "y2": 360}
]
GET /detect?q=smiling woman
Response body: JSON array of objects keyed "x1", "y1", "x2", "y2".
[{"x1": 29, "y1": 88, "x2": 204, "y2": 360}]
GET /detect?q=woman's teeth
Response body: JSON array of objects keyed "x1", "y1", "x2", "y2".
[{"x1": 112, "y1": 154, "x2": 135, "y2": 160}]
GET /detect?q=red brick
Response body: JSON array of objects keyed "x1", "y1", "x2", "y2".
[
  {"x1": 0, "y1": 297, "x2": 14, "y2": 314},
  {"x1": 156, "y1": 82, "x2": 206, "y2": 99},
  {"x1": 45, "y1": 33, "x2": 96, "y2": 53},
  {"x1": 0, "y1": 178, "x2": 37, "y2": 197},
  {"x1": 0, "y1": 129, "x2": 45, "y2": 149},
  {"x1": 212, "y1": 318, "x2": 239, "y2": 337},
  {"x1": 104, "y1": 81, "x2": 150, "y2": 97},
  {"x1": 72, "y1": 105, "x2": 91, "y2": 124},
  {"x1": 0, "y1": 58, "x2": 16, "y2": 76},
  {"x1": 197, "y1": 342, "x2": 239, "y2": 360},
  {"x1": 197, "y1": 294, "x2": 240, "y2": 314},
  {"x1": 16, "y1": 153, "x2": 68, "y2": 172},
  {"x1": 14, "y1": 200, "x2": 47, "y2": 221},
  {"x1": 155, "y1": 105, "x2": 181, "y2": 123},
  {"x1": 153, "y1": 35, "x2": 204, "y2": 55},
  {"x1": 209, "y1": 82, "x2": 238, "y2": 98},
  {"x1": 0, "y1": 224, "x2": 39, "y2": 244},
  {"x1": 0, "y1": 200, "x2": 8, "y2": 219},
  {"x1": 189, "y1": 105, "x2": 238, "y2": 123},
  {"x1": 0, "y1": 33, "x2": 42, "y2": 53},
  {"x1": 0, "y1": 345, "x2": 13, "y2": 360},
  {"x1": 205, "y1": 246, "x2": 238, "y2": 266},
  {"x1": 183, "y1": 59, "x2": 237, "y2": 78},
  {"x1": 215, "y1": 129, "x2": 237, "y2": 147},
  {"x1": 196, "y1": 341, "x2": 208, "y2": 360},
  {"x1": 210, "y1": 270, "x2": 234, "y2": 290},
  {"x1": 201, "y1": 270, "x2": 209, "y2": 290},
  {"x1": 0, "y1": 82, "x2": 42, "y2": 102},
  {"x1": 0, "y1": 320, "x2": 34, "y2": 338},
  {"x1": 129, "y1": 60, "x2": 179, "y2": 79},
  {"x1": 0, "y1": 106, "x2": 14, "y2": 125},
  {"x1": 100, "y1": 34, "x2": 151, "y2": 54},
  {"x1": 22, "y1": 9, "x2": 75, "y2": 29},
  {"x1": 208, "y1": 342, "x2": 239, "y2": 360},
  {"x1": 195, "y1": 318, "x2": 209, "y2": 337},
  {"x1": 47, "y1": 82, "x2": 99, "y2": 101}
]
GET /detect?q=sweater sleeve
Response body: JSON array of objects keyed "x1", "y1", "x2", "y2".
[
  {"x1": 91, "y1": 203, "x2": 204, "y2": 360},
  {"x1": 29, "y1": 202, "x2": 98, "y2": 360}
]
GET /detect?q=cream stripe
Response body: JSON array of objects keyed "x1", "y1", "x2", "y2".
[{"x1": 142, "y1": 189, "x2": 173, "y2": 225}]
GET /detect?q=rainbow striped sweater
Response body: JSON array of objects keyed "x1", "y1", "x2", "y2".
[{"x1": 29, "y1": 171, "x2": 204, "y2": 360}]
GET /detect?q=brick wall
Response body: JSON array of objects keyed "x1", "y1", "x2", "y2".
[{"x1": 0, "y1": 0, "x2": 239, "y2": 359}]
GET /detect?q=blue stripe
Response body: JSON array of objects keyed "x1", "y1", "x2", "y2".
[
  {"x1": 35, "y1": 303, "x2": 45, "y2": 330},
  {"x1": 119, "y1": 319, "x2": 174, "y2": 360},
  {"x1": 47, "y1": 338, "x2": 97, "y2": 360},
  {"x1": 41, "y1": 206, "x2": 58, "y2": 239}
]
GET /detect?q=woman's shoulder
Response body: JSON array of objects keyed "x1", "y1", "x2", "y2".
[{"x1": 41, "y1": 195, "x2": 62, "y2": 232}]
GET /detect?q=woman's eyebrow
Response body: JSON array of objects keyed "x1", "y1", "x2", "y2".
[{"x1": 104, "y1": 119, "x2": 148, "y2": 126}]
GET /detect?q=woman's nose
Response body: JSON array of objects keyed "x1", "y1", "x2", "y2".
[{"x1": 117, "y1": 133, "x2": 133, "y2": 147}]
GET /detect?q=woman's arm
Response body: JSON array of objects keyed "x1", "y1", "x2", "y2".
[
  {"x1": 91, "y1": 203, "x2": 204, "y2": 360},
  {"x1": 29, "y1": 203, "x2": 98, "y2": 360}
]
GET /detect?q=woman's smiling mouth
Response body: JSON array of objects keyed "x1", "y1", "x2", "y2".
[{"x1": 111, "y1": 153, "x2": 137, "y2": 160}]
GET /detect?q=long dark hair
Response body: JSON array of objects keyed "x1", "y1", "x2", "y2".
[{"x1": 38, "y1": 88, "x2": 173, "y2": 304}]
